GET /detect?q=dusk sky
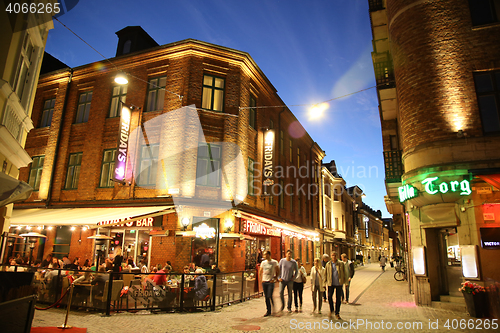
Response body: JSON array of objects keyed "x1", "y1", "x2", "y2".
[{"x1": 45, "y1": 0, "x2": 387, "y2": 216}]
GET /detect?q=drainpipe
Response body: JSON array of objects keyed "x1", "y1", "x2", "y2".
[{"x1": 46, "y1": 68, "x2": 73, "y2": 207}]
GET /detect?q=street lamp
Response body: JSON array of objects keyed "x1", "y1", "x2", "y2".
[
  {"x1": 114, "y1": 71, "x2": 128, "y2": 85},
  {"x1": 224, "y1": 219, "x2": 234, "y2": 233},
  {"x1": 181, "y1": 217, "x2": 190, "y2": 231},
  {"x1": 88, "y1": 234, "x2": 113, "y2": 268},
  {"x1": 19, "y1": 232, "x2": 47, "y2": 265}
]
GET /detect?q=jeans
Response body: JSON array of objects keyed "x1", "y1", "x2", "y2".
[
  {"x1": 312, "y1": 287, "x2": 323, "y2": 311},
  {"x1": 293, "y1": 282, "x2": 303, "y2": 308},
  {"x1": 341, "y1": 281, "x2": 350, "y2": 302},
  {"x1": 279, "y1": 280, "x2": 294, "y2": 311},
  {"x1": 262, "y1": 281, "x2": 274, "y2": 315},
  {"x1": 328, "y1": 285, "x2": 342, "y2": 315}
]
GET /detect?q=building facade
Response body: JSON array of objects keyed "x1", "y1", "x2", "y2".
[
  {"x1": 369, "y1": 0, "x2": 500, "y2": 308},
  {"x1": 10, "y1": 27, "x2": 325, "y2": 273}
]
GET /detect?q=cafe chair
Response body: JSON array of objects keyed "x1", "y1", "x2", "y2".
[{"x1": 93, "y1": 280, "x2": 124, "y2": 310}]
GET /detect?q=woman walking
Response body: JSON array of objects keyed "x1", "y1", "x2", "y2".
[
  {"x1": 293, "y1": 258, "x2": 307, "y2": 312},
  {"x1": 310, "y1": 258, "x2": 325, "y2": 314}
]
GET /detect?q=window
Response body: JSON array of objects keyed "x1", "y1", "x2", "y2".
[
  {"x1": 269, "y1": 194, "x2": 274, "y2": 205},
  {"x1": 28, "y1": 156, "x2": 44, "y2": 191},
  {"x1": 290, "y1": 238, "x2": 295, "y2": 256},
  {"x1": 137, "y1": 144, "x2": 159, "y2": 186},
  {"x1": 324, "y1": 183, "x2": 331, "y2": 197},
  {"x1": 342, "y1": 215, "x2": 345, "y2": 231},
  {"x1": 390, "y1": 135, "x2": 399, "y2": 150},
  {"x1": 280, "y1": 130, "x2": 284, "y2": 155},
  {"x1": 279, "y1": 179, "x2": 284, "y2": 208},
  {"x1": 306, "y1": 241, "x2": 309, "y2": 263},
  {"x1": 196, "y1": 143, "x2": 221, "y2": 187},
  {"x1": 109, "y1": 85, "x2": 127, "y2": 118},
  {"x1": 469, "y1": 0, "x2": 500, "y2": 26},
  {"x1": 146, "y1": 76, "x2": 166, "y2": 112},
  {"x1": 99, "y1": 149, "x2": 116, "y2": 188},
  {"x1": 123, "y1": 40, "x2": 131, "y2": 54},
  {"x1": 202, "y1": 75, "x2": 225, "y2": 111},
  {"x1": 474, "y1": 71, "x2": 500, "y2": 133},
  {"x1": 270, "y1": 119, "x2": 274, "y2": 129},
  {"x1": 333, "y1": 187, "x2": 339, "y2": 201},
  {"x1": 298, "y1": 194, "x2": 302, "y2": 216},
  {"x1": 326, "y1": 210, "x2": 331, "y2": 229},
  {"x1": 289, "y1": 140, "x2": 293, "y2": 163},
  {"x1": 247, "y1": 157, "x2": 254, "y2": 195},
  {"x1": 12, "y1": 32, "x2": 36, "y2": 108},
  {"x1": 75, "y1": 91, "x2": 92, "y2": 123},
  {"x1": 40, "y1": 98, "x2": 55, "y2": 127},
  {"x1": 65, "y1": 152, "x2": 82, "y2": 189},
  {"x1": 249, "y1": 95, "x2": 256, "y2": 129},
  {"x1": 289, "y1": 184, "x2": 293, "y2": 212},
  {"x1": 297, "y1": 147, "x2": 300, "y2": 168},
  {"x1": 299, "y1": 240, "x2": 302, "y2": 262}
]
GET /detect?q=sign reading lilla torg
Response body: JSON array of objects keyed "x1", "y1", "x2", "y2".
[
  {"x1": 398, "y1": 176, "x2": 472, "y2": 202},
  {"x1": 113, "y1": 105, "x2": 132, "y2": 183},
  {"x1": 262, "y1": 129, "x2": 275, "y2": 195}
]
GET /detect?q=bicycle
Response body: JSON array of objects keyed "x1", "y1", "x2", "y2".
[{"x1": 394, "y1": 264, "x2": 406, "y2": 281}]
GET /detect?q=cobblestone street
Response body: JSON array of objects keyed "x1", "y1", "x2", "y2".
[{"x1": 32, "y1": 264, "x2": 496, "y2": 332}]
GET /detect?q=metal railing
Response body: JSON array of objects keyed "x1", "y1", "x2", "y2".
[{"x1": 0, "y1": 265, "x2": 262, "y2": 314}]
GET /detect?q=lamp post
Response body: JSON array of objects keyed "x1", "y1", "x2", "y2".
[
  {"x1": 181, "y1": 217, "x2": 190, "y2": 231},
  {"x1": 19, "y1": 232, "x2": 47, "y2": 265},
  {"x1": 88, "y1": 234, "x2": 113, "y2": 268}
]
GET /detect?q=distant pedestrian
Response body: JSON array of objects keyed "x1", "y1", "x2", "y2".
[
  {"x1": 278, "y1": 249, "x2": 298, "y2": 313},
  {"x1": 321, "y1": 253, "x2": 329, "y2": 302},
  {"x1": 310, "y1": 258, "x2": 325, "y2": 314},
  {"x1": 341, "y1": 253, "x2": 355, "y2": 304},
  {"x1": 259, "y1": 250, "x2": 279, "y2": 317},
  {"x1": 380, "y1": 255, "x2": 387, "y2": 272},
  {"x1": 324, "y1": 252, "x2": 345, "y2": 320},
  {"x1": 293, "y1": 258, "x2": 307, "y2": 312},
  {"x1": 368, "y1": 255, "x2": 371, "y2": 264}
]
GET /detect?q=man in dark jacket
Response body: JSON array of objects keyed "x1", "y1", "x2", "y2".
[{"x1": 341, "y1": 253, "x2": 355, "y2": 304}]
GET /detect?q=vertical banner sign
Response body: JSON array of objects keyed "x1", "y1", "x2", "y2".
[
  {"x1": 113, "y1": 105, "x2": 132, "y2": 183},
  {"x1": 262, "y1": 129, "x2": 275, "y2": 195}
]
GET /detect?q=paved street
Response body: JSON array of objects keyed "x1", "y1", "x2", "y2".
[{"x1": 32, "y1": 264, "x2": 497, "y2": 332}]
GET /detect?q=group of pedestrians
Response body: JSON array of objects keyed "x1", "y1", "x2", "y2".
[{"x1": 259, "y1": 250, "x2": 355, "y2": 320}]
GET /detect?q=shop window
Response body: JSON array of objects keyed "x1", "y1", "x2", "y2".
[
  {"x1": 298, "y1": 240, "x2": 302, "y2": 262},
  {"x1": 249, "y1": 95, "x2": 256, "y2": 129},
  {"x1": 64, "y1": 152, "x2": 82, "y2": 190},
  {"x1": 468, "y1": 0, "x2": 500, "y2": 26},
  {"x1": 99, "y1": 149, "x2": 116, "y2": 188},
  {"x1": 75, "y1": 91, "x2": 92, "y2": 123},
  {"x1": 137, "y1": 144, "x2": 159, "y2": 186},
  {"x1": 474, "y1": 70, "x2": 500, "y2": 133},
  {"x1": 196, "y1": 143, "x2": 221, "y2": 187},
  {"x1": 202, "y1": 74, "x2": 225, "y2": 112},
  {"x1": 306, "y1": 241, "x2": 309, "y2": 263},
  {"x1": 109, "y1": 84, "x2": 127, "y2": 118},
  {"x1": 40, "y1": 98, "x2": 55, "y2": 127},
  {"x1": 28, "y1": 155, "x2": 44, "y2": 191},
  {"x1": 191, "y1": 217, "x2": 219, "y2": 269},
  {"x1": 290, "y1": 238, "x2": 295, "y2": 257},
  {"x1": 146, "y1": 76, "x2": 166, "y2": 112}
]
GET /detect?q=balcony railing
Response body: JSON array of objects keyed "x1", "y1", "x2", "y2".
[
  {"x1": 383, "y1": 150, "x2": 403, "y2": 183},
  {"x1": 374, "y1": 58, "x2": 395, "y2": 88}
]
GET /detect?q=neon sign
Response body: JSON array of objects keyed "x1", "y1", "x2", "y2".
[
  {"x1": 113, "y1": 105, "x2": 131, "y2": 183},
  {"x1": 398, "y1": 177, "x2": 471, "y2": 202},
  {"x1": 262, "y1": 130, "x2": 275, "y2": 195},
  {"x1": 194, "y1": 223, "x2": 216, "y2": 239}
]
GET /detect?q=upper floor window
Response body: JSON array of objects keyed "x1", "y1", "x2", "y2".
[
  {"x1": 196, "y1": 143, "x2": 221, "y2": 187},
  {"x1": 289, "y1": 140, "x2": 293, "y2": 163},
  {"x1": 146, "y1": 76, "x2": 166, "y2": 112},
  {"x1": 297, "y1": 147, "x2": 300, "y2": 168},
  {"x1": 280, "y1": 130, "x2": 284, "y2": 155},
  {"x1": 12, "y1": 32, "x2": 36, "y2": 108},
  {"x1": 474, "y1": 71, "x2": 500, "y2": 133},
  {"x1": 279, "y1": 179, "x2": 285, "y2": 208},
  {"x1": 469, "y1": 0, "x2": 500, "y2": 26},
  {"x1": 137, "y1": 144, "x2": 159, "y2": 186},
  {"x1": 249, "y1": 95, "x2": 256, "y2": 129},
  {"x1": 75, "y1": 91, "x2": 92, "y2": 123},
  {"x1": 40, "y1": 98, "x2": 55, "y2": 127},
  {"x1": 28, "y1": 155, "x2": 44, "y2": 191},
  {"x1": 99, "y1": 149, "x2": 116, "y2": 188},
  {"x1": 65, "y1": 152, "x2": 82, "y2": 190},
  {"x1": 202, "y1": 75, "x2": 225, "y2": 112},
  {"x1": 109, "y1": 85, "x2": 127, "y2": 118}
]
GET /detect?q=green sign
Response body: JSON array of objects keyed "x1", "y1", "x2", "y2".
[{"x1": 398, "y1": 177, "x2": 471, "y2": 202}]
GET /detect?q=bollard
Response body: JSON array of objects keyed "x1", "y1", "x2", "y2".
[{"x1": 58, "y1": 283, "x2": 74, "y2": 329}]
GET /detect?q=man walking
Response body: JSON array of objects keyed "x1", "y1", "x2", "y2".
[
  {"x1": 259, "y1": 250, "x2": 279, "y2": 317},
  {"x1": 341, "y1": 253, "x2": 354, "y2": 304},
  {"x1": 278, "y1": 249, "x2": 298, "y2": 313},
  {"x1": 324, "y1": 252, "x2": 345, "y2": 320},
  {"x1": 321, "y1": 253, "x2": 329, "y2": 302},
  {"x1": 380, "y1": 255, "x2": 387, "y2": 272}
]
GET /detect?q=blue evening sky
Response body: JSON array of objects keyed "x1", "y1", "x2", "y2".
[{"x1": 45, "y1": 0, "x2": 388, "y2": 217}]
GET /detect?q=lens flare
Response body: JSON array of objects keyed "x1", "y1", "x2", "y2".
[{"x1": 309, "y1": 102, "x2": 329, "y2": 121}]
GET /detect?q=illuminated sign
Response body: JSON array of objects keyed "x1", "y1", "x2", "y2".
[
  {"x1": 262, "y1": 129, "x2": 275, "y2": 195},
  {"x1": 97, "y1": 216, "x2": 161, "y2": 228},
  {"x1": 480, "y1": 228, "x2": 500, "y2": 250},
  {"x1": 398, "y1": 184, "x2": 417, "y2": 202},
  {"x1": 242, "y1": 219, "x2": 281, "y2": 237},
  {"x1": 194, "y1": 223, "x2": 216, "y2": 239},
  {"x1": 364, "y1": 216, "x2": 369, "y2": 239},
  {"x1": 398, "y1": 177, "x2": 471, "y2": 202},
  {"x1": 113, "y1": 105, "x2": 132, "y2": 183}
]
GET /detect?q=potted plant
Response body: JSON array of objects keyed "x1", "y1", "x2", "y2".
[{"x1": 459, "y1": 281, "x2": 489, "y2": 318}]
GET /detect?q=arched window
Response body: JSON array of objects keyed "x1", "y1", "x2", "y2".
[{"x1": 123, "y1": 40, "x2": 131, "y2": 54}]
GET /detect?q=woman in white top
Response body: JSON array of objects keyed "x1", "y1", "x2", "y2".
[
  {"x1": 310, "y1": 257, "x2": 325, "y2": 314},
  {"x1": 293, "y1": 258, "x2": 307, "y2": 312}
]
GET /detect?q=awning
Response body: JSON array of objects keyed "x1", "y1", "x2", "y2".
[
  {"x1": 0, "y1": 172, "x2": 32, "y2": 207},
  {"x1": 477, "y1": 174, "x2": 500, "y2": 190},
  {"x1": 239, "y1": 211, "x2": 319, "y2": 241},
  {"x1": 174, "y1": 231, "x2": 255, "y2": 241},
  {"x1": 10, "y1": 206, "x2": 175, "y2": 227}
]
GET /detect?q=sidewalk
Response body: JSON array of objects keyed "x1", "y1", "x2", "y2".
[{"x1": 32, "y1": 264, "x2": 497, "y2": 332}]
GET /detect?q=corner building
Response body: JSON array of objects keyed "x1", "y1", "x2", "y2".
[
  {"x1": 369, "y1": 0, "x2": 500, "y2": 308},
  {"x1": 10, "y1": 27, "x2": 324, "y2": 273}
]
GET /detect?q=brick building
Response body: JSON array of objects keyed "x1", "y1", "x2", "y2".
[
  {"x1": 9, "y1": 26, "x2": 324, "y2": 273},
  {"x1": 369, "y1": 0, "x2": 500, "y2": 310}
]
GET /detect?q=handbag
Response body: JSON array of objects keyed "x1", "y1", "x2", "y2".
[{"x1": 301, "y1": 271, "x2": 307, "y2": 283}]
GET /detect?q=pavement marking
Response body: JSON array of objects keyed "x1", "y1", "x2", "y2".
[{"x1": 350, "y1": 270, "x2": 384, "y2": 305}]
